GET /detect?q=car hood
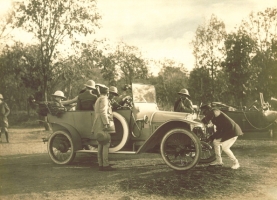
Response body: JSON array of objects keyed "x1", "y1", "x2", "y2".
[{"x1": 150, "y1": 110, "x2": 200, "y2": 125}]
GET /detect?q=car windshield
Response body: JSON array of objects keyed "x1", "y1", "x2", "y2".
[{"x1": 132, "y1": 83, "x2": 156, "y2": 103}]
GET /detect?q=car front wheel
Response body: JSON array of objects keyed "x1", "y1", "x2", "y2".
[{"x1": 160, "y1": 128, "x2": 201, "y2": 171}]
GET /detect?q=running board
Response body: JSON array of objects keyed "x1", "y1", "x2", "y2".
[{"x1": 76, "y1": 150, "x2": 137, "y2": 154}]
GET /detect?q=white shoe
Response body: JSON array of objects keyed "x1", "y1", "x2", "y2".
[
  {"x1": 231, "y1": 161, "x2": 240, "y2": 169},
  {"x1": 209, "y1": 161, "x2": 224, "y2": 166}
]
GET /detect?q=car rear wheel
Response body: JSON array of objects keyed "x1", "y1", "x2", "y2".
[
  {"x1": 48, "y1": 130, "x2": 76, "y2": 165},
  {"x1": 160, "y1": 128, "x2": 201, "y2": 171}
]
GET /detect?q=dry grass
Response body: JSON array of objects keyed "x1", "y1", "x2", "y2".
[{"x1": 0, "y1": 128, "x2": 277, "y2": 200}]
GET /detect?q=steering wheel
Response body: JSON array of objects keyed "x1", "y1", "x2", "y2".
[{"x1": 122, "y1": 96, "x2": 133, "y2": 108}]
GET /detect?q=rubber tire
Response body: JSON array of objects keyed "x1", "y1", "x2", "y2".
[
  {"x1": 48, "y1": 130, "x2": 76, "y2": 165},
  {"x1": 199, "y1": 141, "x2": 216, "y2": 163},
  {"x1": 109, "y1": 112, "x2": 129, "y2": 152},
  {"x1": 160, "y1": 128, "x2": 201, "y2": 171}
]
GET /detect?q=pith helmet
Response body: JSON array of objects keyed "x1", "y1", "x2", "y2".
[
  {"x1": 96, "y1": 84, "x2": 109, "y2": 94},
  {"x1": 84, "y1": 80, "x2": 96, "y2": 89},
  {"x1": 109, "y1": 86, "x2": 119, "y2": 96},
  {"x1": 52, "y1": 91, "x2": 66, "y2": 99},
  {"x1": 178, "y1": 88, "x2": 190, "y2": 96},
  {"x1": 0, "y1": 94, "x2": 3, "y2": 100},
  {"x1": 96, "y1": 131, "x2": 111, "y2": 145}
]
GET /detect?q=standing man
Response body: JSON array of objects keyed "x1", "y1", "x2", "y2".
[
  {"x1": 92, "y1": 84, "x2": 115, "y2": 171},
  {"x1": 76, "y1": 80, "x2": 98, "y2": 111},
  {"x1": 0, "y1": 94, "x2": 10, "y2": 143},
  {"x1": 200, "y1": 104, "x2": 243, "y2": 169},
  {"x1": 174, "y1": 88, "x2": 194, "y2": 113}
]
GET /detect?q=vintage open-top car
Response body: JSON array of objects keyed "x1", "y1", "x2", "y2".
[{"x1": 43, "y1": 83, "x2": 215, "y2": 171}]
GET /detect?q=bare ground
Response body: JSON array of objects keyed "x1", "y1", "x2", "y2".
[{"x1": 0, "y1": 128, "x2": 277, "y2": 200}]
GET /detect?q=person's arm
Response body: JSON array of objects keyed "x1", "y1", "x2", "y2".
[
  {"x1": 99, "y1": 97, "x2": 109, "y2": 127},
  {"x1": 4, "y1": 103, "x2": 10, "y2": 116},
  {"x1": 61, "y1": 96, "x2": 78, "y2": 105},
  {"x1": 201, "y1": 110, "x2": 215, "y2": 124},
  {"x1": 181, "y1": 99, "x2": 194, "y2": 113}
]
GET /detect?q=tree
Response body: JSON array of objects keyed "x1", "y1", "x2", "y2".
[
  {"x1": 150, "y1": 59, "x2": 189, "y2": 110},
  {"x1": 0, "y1": 1, "x2": 16, "y2": 48},
  {"x1": 15, "y1": 0, "x2": 101, "y2": 101},
  {"x1": 100, "y1": 42, "x2": 149, "y2": 86},
  {"x1": 188, "y1": 67, "x2": 212, "y2": 105},
  {"x1": 0, "y1": 42, "x2": 36, "y2": 111},
  {"x1": 223, "y1": 31, "x2": 256, "y2": 105},
  {"x1": 239, "y1": 8, "x2": 277, "y2": 100},
  {"x1": 191, "y1": 14, "x2": 227, "y2": 99}
]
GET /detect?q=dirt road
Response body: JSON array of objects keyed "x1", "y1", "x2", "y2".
[{"x1": 0, "y1": 128, "x2": 277, "y2": 200}]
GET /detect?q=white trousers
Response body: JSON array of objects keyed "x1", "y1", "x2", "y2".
[{"x1": 213, "y1": 136, "x2": 238, "y2": 162}]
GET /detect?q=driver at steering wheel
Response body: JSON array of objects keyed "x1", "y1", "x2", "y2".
[
  {"x1": 108, "y1": 86, "x2": 122, "y2": 110},
  {"x1": 117, "y1": 84, "x2": 133, "y2": 108}
]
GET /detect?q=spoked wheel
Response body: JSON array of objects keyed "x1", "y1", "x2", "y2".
[
  {"x1": 199, "y1": 141, "x2": 216, "y2": 163},
  {"x1": 160, "y1": 128, "x2": 201, "y2": 171},
  {"x1": 48, "y1": 130, "x2": 76, "y2": 165}
]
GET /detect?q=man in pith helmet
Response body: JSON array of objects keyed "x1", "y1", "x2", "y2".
[
  {"x1": 51, "y1": 90, "x2": 66, "y2": 107},
  {"x1": 76, "y1": 80, "x2": 98, "y2": 111},
  {"x1": 0, "y1": 94, "x2": 10, "y2": 143},
  {"x1": 108, "y1": 86, "x2": 121, "y2": 110},
  {"x1": 174, "y1": 88, "x2": 194, "y2": 113}
]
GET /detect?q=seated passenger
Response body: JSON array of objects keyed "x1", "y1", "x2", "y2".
[
  {"x1": 108, "y1": 86, "x2": 121, "y2": 110},
  {"x1": 117, "y1": 84, "x2": 133, "y2": 107},
  {"x1": 76, "y1": 80, "x2": 98, "y2": 111},
  {"x1": 174, "y1": 88, "x2": 194, "y2": 113},
  {"x1": 62, "y1": 80, "x2": 99, "y2": 107},
  {"x1": 51, "y1": 90, "x2": 66, "y2": 107},
  {"x1": 50, "y1": 90, "x2": 67, "y2": 117}
]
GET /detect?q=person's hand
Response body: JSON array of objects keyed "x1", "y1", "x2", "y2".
[
  {"x1": 103, "y1": 124, "x2": 110, "y2": 131},
  {"x1": 207, "y1": 135, "x2": 213, "y2": 142}
]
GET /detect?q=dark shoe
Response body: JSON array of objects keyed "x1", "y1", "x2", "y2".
[
  {"x1": 99, "y1": 166, "x2": 103, "y2": 171},
  {"x1": 5, "y1": 132, "x2": 9, "y2": 143},
  {"x1": 102, "y1": 166, "x2": 116, "y2": 171}
]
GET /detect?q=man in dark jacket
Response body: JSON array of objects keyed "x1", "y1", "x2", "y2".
[
  {"x1": 76, "y1": 80, "x2": 98, "y2": 111},
  {"x1": 200, "y1": 103, "x2": 243, "y2": 169}
]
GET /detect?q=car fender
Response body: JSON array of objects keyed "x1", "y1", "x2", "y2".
[
  {"x1": 50, "y1": 122, "x2": 82, "y2": 151},
  {"x1": 136, "y1": 119, "x2": 192, "y2": 154}
]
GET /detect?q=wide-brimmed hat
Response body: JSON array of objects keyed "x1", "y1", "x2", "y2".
[
  {"x1": 109, "y1": 86, "x2": 119, "y2": 96},
  {"x1": 96, "y1": 84, "x2": 109, "y2": 94},
  {"x1": 178, "y1": 88, "x2": 190, "y2": 97},
  {"x1": 52, "y1": 90, "x2": 66, "y2": 99},
  {"x1": 96, "y1": 131, "x2": 111, "y2": 144},
  {"x1": 0, "y1": 94, "x2": 3, "y2": 100},
  {"x1": 84, "y1": 80, "x2": 96, "y2": 89}
]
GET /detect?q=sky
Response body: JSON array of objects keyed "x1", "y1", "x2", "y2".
[
  {"x1": 93, "y1": 0, "x2": 277, "y2": 72},
  {"x1": 1, "y1": 0, "x2": 277, "y2": 73}
]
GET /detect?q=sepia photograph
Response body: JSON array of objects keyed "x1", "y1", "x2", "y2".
[{"x1": 0, "y1": 0, "x2": 277, "y2": 199}]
